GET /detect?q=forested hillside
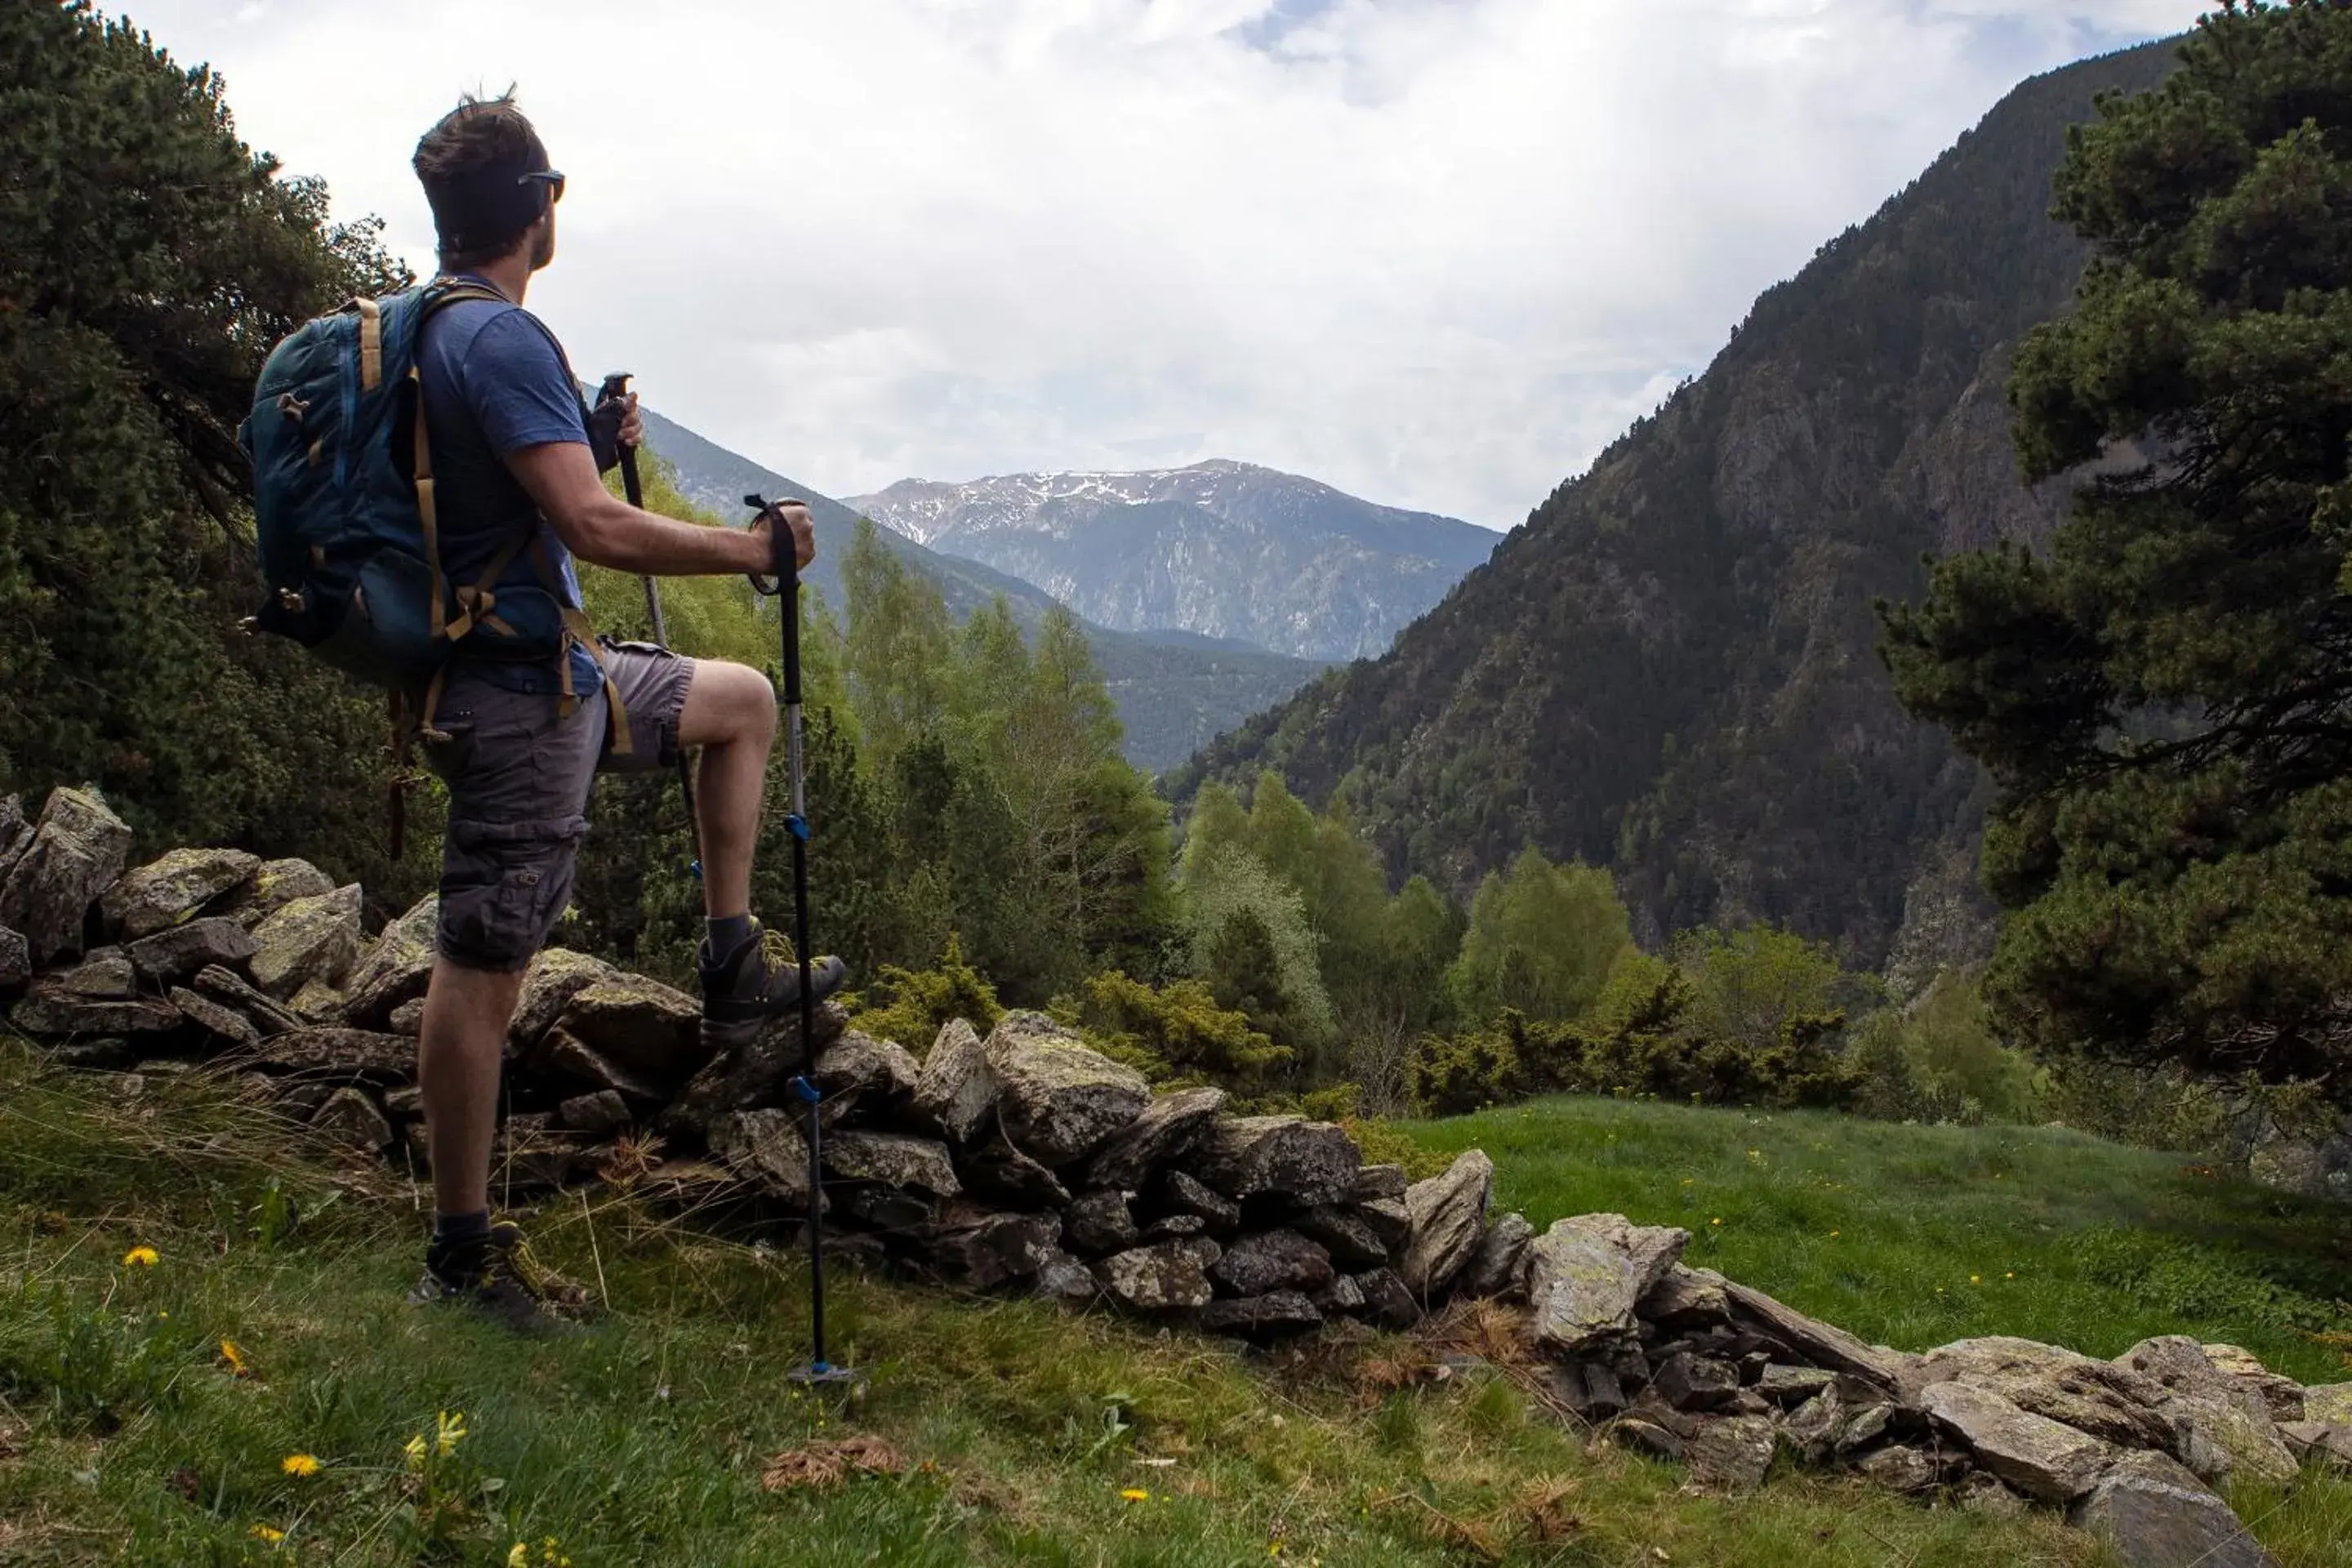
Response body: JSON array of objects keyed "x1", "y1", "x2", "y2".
[{"x1": 1174, "y1": 41, "x2": 2177, "y2": 979}]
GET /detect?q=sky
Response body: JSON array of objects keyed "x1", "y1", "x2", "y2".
[{"x1": 123, "y1": 0, "x2": 2202, "y2": 529}]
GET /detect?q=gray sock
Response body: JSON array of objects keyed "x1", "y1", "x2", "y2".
[{"x1": 706, "y1": 913, "x2": 755, "y2": 962}]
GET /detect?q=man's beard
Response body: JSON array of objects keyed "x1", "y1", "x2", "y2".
[{"x1": 528, "y1": 218, "x2": 555, "y2": 270}]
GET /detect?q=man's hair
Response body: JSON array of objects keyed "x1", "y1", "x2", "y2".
[{"x1": 413, "y1": 89, "x2": 548, "y2": 271}]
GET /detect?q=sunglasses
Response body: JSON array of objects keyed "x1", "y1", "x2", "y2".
[{"x1": 517, "y1": 168, "x2": 566, "y2": 205}]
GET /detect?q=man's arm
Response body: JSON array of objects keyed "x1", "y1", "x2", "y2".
[{"x1": 505, "y1": 439, "x2": 815, "y2": 577}]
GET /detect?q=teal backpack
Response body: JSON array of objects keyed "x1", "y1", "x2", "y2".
[
  {"x1": 238, "y1": 283, "x2": 626, "y2": 844},
  {"x1": 238, "y1": 282, "x2": 608, "y2": 713}
]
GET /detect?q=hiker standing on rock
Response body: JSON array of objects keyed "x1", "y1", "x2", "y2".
[{"x1": 403, "y1": 93, "x2": 844, "y2": 1328}]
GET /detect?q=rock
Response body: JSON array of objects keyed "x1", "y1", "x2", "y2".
[
  {"x1": 0, "y1": 925, "x2": 26, "y2": 990},
  {"x1": 987, "y1": 1012, "x2": 1152, "y2": 1166},
  {"x1": 960, "y1": 1128, "x2": 1074, "y2": 1209},
  {"x1": 541, "y1": 1027, "x2": 667, "y2": 1102},
  {"x1": 1654, "y1": 1352, "x2": 1744, "y2": 1413},
  {"x1": 341, "y1": 894, "x2": 437, "y2": 1007},
  {"x1": 2114, "y1": 1338, "x2": 2301, "y2": 1487},
  {"x1": 709, "y1": 1108, "x2": 817, "y2": 1208},
  {"x1": 289, "y1": 978, "x2": 345, "y2": 1020},
  {"x1": 1352, "y1": 1267, "x2": 1422, "y2": 1331},
  {"x1": 219, "y1": 858, "x2": 335, "y2": 929},
  {"x1": 1200, "y1": 1291, "x2": 1323, "y2": 1339},
  {"x1": 509, "y1": 949, "x2": 620, "y2": 1052},
  {"x1": 911, "y1": 1017, "x2": 995, "y2": 1144},
  {"x1": 385, "y1": 1085, "x2": 422, "y2": 1116},
  {"x1": 1288, "y1": 1205, "x2": 1392, "y2": 1268},
  {"x1": 1066, "y1": 1191, "x2": 1140, "y2": 1256},
  {"x1": 45, "y1": 1036, "x2": 135, "y2": 1070},
  {"x1": 0, "y1": 787, "x2": 132, "y2": 964},
  {"x1": 551, "y1": 978, "x2": 704, "y2": 1083},
  {"x1": 225, "y1": 1027, "x2": 416, "y2": 1082},
  {"x1": 824, "y1": 1130, "x2": 962, "y2": 1197},
  {"x1": 1757, "y1": 1365, "x2": 1836, "y2": 1405},
  {"x1": 816, "y1": 1029, "x2": 920, "y2": 1103},
  {"x1": 1195, "y1": 1115, "x2": 1360, "y2": 1206},
  {"x1": 60, "y1": 947, "x2": 137, "y2": 998},
  {"x1": 125, "y1": 917, "x2": 257, "y2": 987},
  {"x1": 932, "y1": 1211, "x2": 1063, "y2": 1290},
  {"x1": 1852, "y1": 1443, "x2": 1940, "y2": 1494},
  {"x1": 659, "y1": 1000, "x2": 849, "y2": 1136},
  {"x1": 1210, "y1": 1229, "x2": 1334, "y2": 1297},
  {"x1": 1156, "y1": 1169, "x2": 1243, "y2": 1232},
  {"x1": 559, "y1": 1089, "x2": 631, "y2": 1134},
  {"x1": 1084, "y1": 1084, "x2": 1228, "y2": 1190},
  {"x1": 1095, "y1": 1236, "x2": 1222, "y2": 1312},
  {"x1": 1033, "y1": 1245, "x2": 1100, "y2": 1306},
  {"x1": 168, "y1": 987, "x2": 262, "y2": 1049},
  {"x1": 11, "y1": 980, "x2": 182, "y2": 1036},
  {"x1": 248, "y1": 884, "x2": 363, "y2": 999},
  {"x1": 1639, "y1": 1264, "x2": 1732, "y2": 1329},
  {"x1": 2070, "y1": 1450, "x2": 2278, "y2": 1568},
  {"x1": 2307, "y1": 1384, "x2": 2352, "y2": 1425},
  {"x1": 1607, "y1": 1416, "x2": 1685, "y2": 1463},
  {"x1": 1915, "y1": 1336, "x2": 2176, "y2": 1453},
  {"x1": 1139, "y1": 1213, "x2": 1209, "y2": 1241},
  {"x1": 309, "y1": 1086, "x2": 393, "y2": 1154},
  {"x1": 1723, "y1": 1278, "x2": 1913, "y2": 1395},
  {"x1": 2198, "y1": 1344, "x2": 2305, "y2": 1425},
  {"x1": 388, "y1": 998, "x2": 425, "y2": 1036},
  {"x1": 192, "y1": 965, "x2": 302, "y2": 1036},
  {"x1": 101, "y1": 848, "x2": 261, "y2": 940},
  {"x1": 1958, "y1": 1472, "x2": 2029, "y2": 1517},
  {"x1": 1315, "y1": 1273, "x2": 1368, "y2": 1316},
  {"x1": 1920, "y1": 1381, "x2": 2115, "y2": 1503},
  {"x1": 1526, "y1": 1213, "x2": 1689, "y2": 1357},
  {"x1": 1353, "y1": 1164, "x2": 1409, "y2": 1202},
  {"x1": 2280, "y1": 1420, "x2": 2352, "y2": 1472},
  {"x1": 0, "y1": 796, "x2": 27, "y2": 882},
  {"x1": 1398, "y1": 1149, "x2": 1494, "y2": 1297},
  {"x1": 1458, "y1": 1211, "x2": 1535, "y2": 1299},
  {"x1": 1685, "y1": 1413, "x2": 1777, "y2": 1492},
  {"x1": 1356, "y1": 1196, "x2": 1412, "y2": 1252}
]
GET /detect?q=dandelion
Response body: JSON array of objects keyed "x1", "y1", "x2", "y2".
[
  {"x1": 435, "y1": 1410, "x2": 468, "y2": 1458},
  {"x1": 2004, "y1": 1272, "x2": 2016, "y2": 1281},
  {"x1": 1829, "y1": 1229, "x2": 1840, "y2": 1237},
  {"x1": 122, "y1": 1245, "x2": 158, "y2": 1267},
  {"x1": 281, "y1": 1454, "x2": 320, "y2": 1477},
  {"x1": 1969, "y1": 1275, "x2": 1981, "y2": 1286},
  {"x1": 1709, "y1": 1218, "x2": 1722, "y2": 1227},
  {"x1": 251, "y1": 1525, "x2": 285, "y2": 1544},
  {"x1": 220, "y1": 1339, "x2": 249, "y2": 1378},
  {"x1": 1121, "y1": 1488, "x2": 1149, "y2": 1502}
]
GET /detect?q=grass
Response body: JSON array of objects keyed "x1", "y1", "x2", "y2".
[{"x1": 0, "y1": 1047, "x2": 2343, "y2": 1566}]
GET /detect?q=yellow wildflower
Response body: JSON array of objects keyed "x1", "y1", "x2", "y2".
[
  {"x1": 435, "y1": 1410, "x2": 468, "y2": 1457},
  {"x1": 122, "y1": 1245, "x2": 158, "y2": 1267},
  {"x1": 1121, "y1": 1487, "x2": 1149, "y2": 1502},
  {"x1": 1829, "y1": 1229, "x2": 1840, "y2": 1238},
  {"x1": 1969, "y1": 1275, "x2": 1981, "y2": 1285},
  {"x1": 1709, "y1": 1218, "x2": 1722, "y2": 1227},
  {"x1": 509, "y1": 1548, "x2": 530, "y2": 1568},
  {"x1": 403, "y1": 1433, "x2": 429, "y2": 1469},
  {"x1": 220, "y1": 1339, "x2": 249, "y2": 1377},
  {"x1": 2005, "y1": 1272, "x2": 2016, "y2": 1280},
  {"x1": 251, "y1": 1525, "x2": 284, "y2": 1544},
  {"x1": 281, "y1": 1454, "x2": 320, "y2": 1477}
]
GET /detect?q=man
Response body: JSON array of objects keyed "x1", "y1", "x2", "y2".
[{"x1": 405, "y1": 92, "x2": 843, "y2": 1329}]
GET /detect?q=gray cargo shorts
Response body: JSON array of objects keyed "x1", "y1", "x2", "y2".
[{"x1": 420, "y1": 640, "x2": 695, "y2": 972}]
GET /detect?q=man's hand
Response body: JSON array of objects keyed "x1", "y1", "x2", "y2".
[
  {"x1": 617, "y1": 391, "x2": 644, "y2": 450},
  {"x1": 747, "y1": 501, "x2": 817, "y2": 574}
]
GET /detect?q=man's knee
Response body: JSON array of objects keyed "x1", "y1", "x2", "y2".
[{"x1": 684, "y1": 658, "x2": 777, "y2": 746}]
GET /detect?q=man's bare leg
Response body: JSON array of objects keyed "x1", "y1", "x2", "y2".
[
  {"x1": 417, "y1": 958, "x2": 529, "y2": 1218},
  {"x1": 677, "y1": 658, "x2": 776, "y2": 920}
]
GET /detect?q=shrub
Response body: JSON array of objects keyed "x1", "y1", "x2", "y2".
[
  {"x1": 1060, "y1": 970, "x2": 1291, "y2": 1089},
  {"x1": 845, "y1": 933, "x2": 1004, "y2": 1049}
]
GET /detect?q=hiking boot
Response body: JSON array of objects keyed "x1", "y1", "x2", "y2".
[
  {"x1": 698, "y1": 922, "x2": 846, "y2": 1051},
  {"x1": 409, "y1": 1222, "x2": 583, "y2": 1334}
]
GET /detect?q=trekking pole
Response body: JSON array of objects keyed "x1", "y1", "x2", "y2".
[
  {"x1": 744, "y1": 492, "x2": 853, "y2": 1389},
  {"x1": 597, "y1": 373, "x2": 701, "y2": 880}
]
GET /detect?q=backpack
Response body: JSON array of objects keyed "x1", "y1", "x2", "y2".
[{"x1": 238, "y1": 283, "x2": 628, "y2": 845}]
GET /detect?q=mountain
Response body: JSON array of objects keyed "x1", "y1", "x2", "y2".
[
  {"x1": 844, "y1": 461, "x2": 1497, "y2": 662},
  {"x1": 632, "y1": 407, "x2": 1322, "y2": 771},
  {"x1": 1171, "y1": 41, "x2": 2180, "y2": 987}
]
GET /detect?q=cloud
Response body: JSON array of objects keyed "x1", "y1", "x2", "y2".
[{"x1": 127, "y1": 0, "x2": 2200, "y2": 528}]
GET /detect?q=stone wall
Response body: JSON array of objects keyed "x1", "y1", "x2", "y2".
[{"x1": 2, "y1": 785, "x2": 2347, "y2": 1566}]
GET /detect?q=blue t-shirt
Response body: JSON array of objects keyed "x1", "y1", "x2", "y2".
[{"x1": 417, "y1": 279, "x2": 604, "y2": 697}]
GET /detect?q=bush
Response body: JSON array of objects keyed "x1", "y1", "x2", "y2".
[
  {"x1": 1849, "y1": 969, "x2": 2046, "y2": 1125},
  {"x1": 1059, "y1": 970, "x2": 1290, "y2": 1089},
  {"x1": 845, "y1": 933, "x2": 1004, "y2": 1049}
]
